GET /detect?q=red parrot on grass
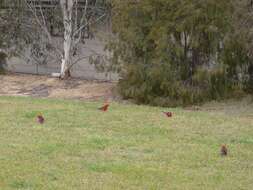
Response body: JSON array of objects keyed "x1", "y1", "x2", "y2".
[
  {"x1": 162, "y1": 111, "x2": 173, "y2": 118},
  {"x1": 220, "y1": 144, "x2": 228, "y2": 156},
  {"x1": 98, "y1": 104, "x2": 110, "y2": 112},
  {"x1": 37, "y1": 114, "x2": 45, "y2": 124}
]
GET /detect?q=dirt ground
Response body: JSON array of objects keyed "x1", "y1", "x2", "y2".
[{"x1": 0, "y1": 73, "x2": 118, "y2": 101}]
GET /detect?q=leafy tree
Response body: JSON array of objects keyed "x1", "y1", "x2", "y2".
[
  {"x1": 1, "y1": 0, "x2": 109, "y2": 78},
  {"x1": 107, "y1": 0, "x2": 252, "y2": 106}
]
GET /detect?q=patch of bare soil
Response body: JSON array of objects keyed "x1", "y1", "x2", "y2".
[{"x1": 0, "y1": 73, "x2": 118, "y2": 101}]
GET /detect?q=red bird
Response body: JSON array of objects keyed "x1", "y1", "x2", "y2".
[
  {"x1": 98, "y1": 104, "x2": 110, "y2": 112},
  {"x1": 220, "y1": 144, "x2": 228, "y2": 156},
  {"x1": 37, "y1": 115, "x2": 45, "y2": 124},
  {"x1": 162, "y1": 111, "x2": 173, "y2": 117}
]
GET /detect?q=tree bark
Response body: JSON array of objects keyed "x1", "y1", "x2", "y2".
[{"x1": 60, "y1": 0, "x2": 74, "y2": 78}]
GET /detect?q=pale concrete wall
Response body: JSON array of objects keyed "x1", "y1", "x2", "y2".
[{"x1": 6, "y1": 36, "x2": 118, "y2": 81}]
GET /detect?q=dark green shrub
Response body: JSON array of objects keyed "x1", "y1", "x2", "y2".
[{"x1": 107, "y1": 0, "x2": 251, "y2": 106}]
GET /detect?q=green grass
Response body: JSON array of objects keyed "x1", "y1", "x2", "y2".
[{"x1": 0, "y1": 96, "x2": 253, "y2": 190}]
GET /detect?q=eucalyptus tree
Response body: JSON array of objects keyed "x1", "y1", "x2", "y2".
[
  {"x1": 107, "y1": 0, "x2": 252, "y2": 106},
  {"x1": 1, "y1": 0, "x2": 109, "y2": 78}
]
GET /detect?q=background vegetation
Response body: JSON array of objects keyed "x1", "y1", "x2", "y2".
[
  {"x1": 107, "y1": 0, "x2": 253, "y2": 106},
  {"x1": 1, "y1": 0, "x2": 253, "y2": 105}
]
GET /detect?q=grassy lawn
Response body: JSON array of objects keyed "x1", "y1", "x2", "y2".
[{"x1": 0, "y1": 96, "x2": 253, "y2": 190}]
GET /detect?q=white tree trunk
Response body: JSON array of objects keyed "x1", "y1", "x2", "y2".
[{"x1": 60, "y1": 0, "x2": 74, "y2": 78}]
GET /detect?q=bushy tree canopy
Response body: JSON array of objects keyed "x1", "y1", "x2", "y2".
[{"x1": 107, "y1": 0, "x2": 253, "y2": 106}]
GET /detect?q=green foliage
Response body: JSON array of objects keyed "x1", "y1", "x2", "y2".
[{"x1": 108, "y1": 0, "x2": 252, "y2": 106}]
